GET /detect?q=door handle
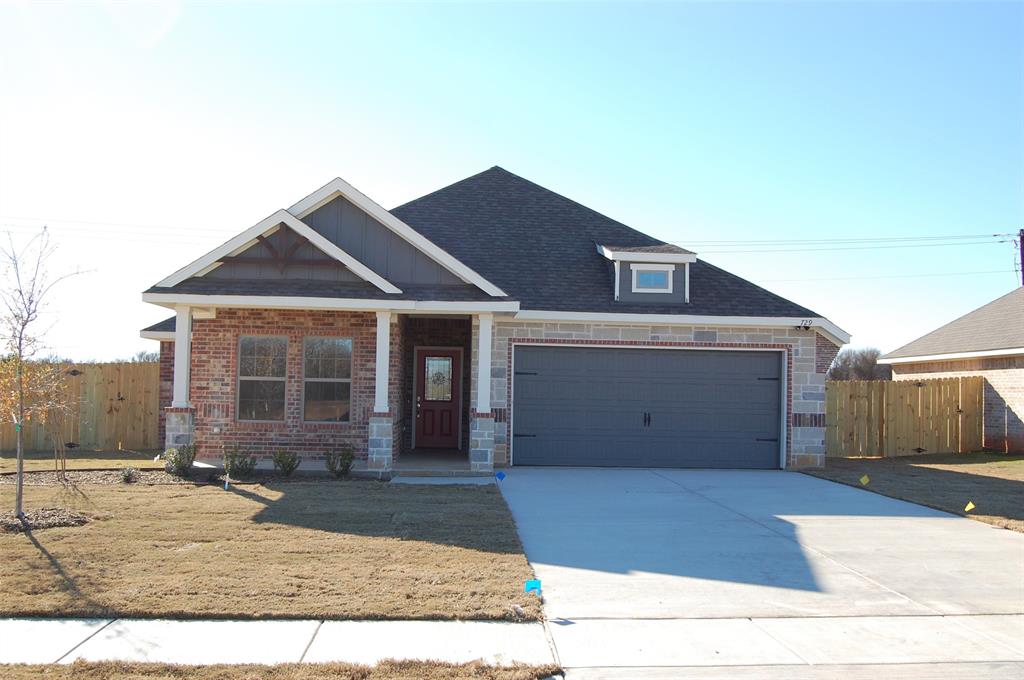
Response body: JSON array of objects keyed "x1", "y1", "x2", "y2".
[{"x1": 643, "y1": 412, "x2": 650, "y2": 427}]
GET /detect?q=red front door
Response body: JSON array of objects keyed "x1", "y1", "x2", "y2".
[{"x1": 415, "y1": 348, "x2": 462, "y2": 449}]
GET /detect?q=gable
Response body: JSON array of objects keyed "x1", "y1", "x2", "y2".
[
  {"x1": 302, "y1": 195, "x2": 464, "y2": 286},
  {"x1": 205, "y1": 224, "x2": 363, "y2": 282}
]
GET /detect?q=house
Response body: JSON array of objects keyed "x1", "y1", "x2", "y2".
[
  {"x1": 141, "y1": 167, "x2": 849, "y2": 473},
  {"x1": 879, "y1": 287, "x2": 1024, "y2": 453}
]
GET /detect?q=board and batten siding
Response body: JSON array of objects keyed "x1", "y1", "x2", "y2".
[{"x1": 302, "y1": 195, "x2": 465, "y2": 286}]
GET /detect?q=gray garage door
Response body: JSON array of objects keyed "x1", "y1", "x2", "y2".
[{"x1": 512, "y1": 346, "x2": 782, "y2": 469}]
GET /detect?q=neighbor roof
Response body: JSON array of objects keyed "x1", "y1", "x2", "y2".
[
  {"x1": 882, "y1": 287, "x2": 1024, "y2": 361},
  {"x1": 391, "y1": 167, "x2": 818, "y2": 317}
]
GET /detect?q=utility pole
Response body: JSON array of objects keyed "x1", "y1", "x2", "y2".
[{"x1": 1019, "y1": 228, "x2": 1023, "y2": 286}]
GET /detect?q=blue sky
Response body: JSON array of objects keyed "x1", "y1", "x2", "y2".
[{"x1": 0, "y1": 1, "x2": 1020, "y2": 360}]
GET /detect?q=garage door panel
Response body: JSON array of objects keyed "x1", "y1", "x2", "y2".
[{"x1": 512, "y1": 346, "x2": 781, "y2": 469}]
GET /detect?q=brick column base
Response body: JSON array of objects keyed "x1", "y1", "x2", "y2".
[
  {"x1": 164, "y1": 407, "x2": 195, "y2": 450},
  {"x1": 367, "y1": 413, "x2": 394, "y2": 472},
  {"x1": 470, "y1": 411, "x2": 495, "y2": 473}
]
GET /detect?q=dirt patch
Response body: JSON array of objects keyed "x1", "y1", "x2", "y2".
[
  {"x1": 0, "y1": 479, "x2": 541, "y2": 621},
  {"x1": 0, "y1": 661, "x2": 562, "y2": 680},
  {"x1": 0, "y1": 507, "x2": 91, "y2": 532},
  {"x1": 804, "y1": 453, "x2": 1024, "y2": 532}
]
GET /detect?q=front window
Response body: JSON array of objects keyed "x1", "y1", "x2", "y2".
[
  {"x1": 238, "y1": 336, "x2": 287, "y2": 421},
  {"x1": 303, "y1": 337, "x2": 353, "y2": 422},
  {"x1": 631, "y1": 264, "x2": 674, "y2": 293}
]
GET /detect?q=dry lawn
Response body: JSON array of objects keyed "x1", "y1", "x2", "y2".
[
  {"x1": 0, "y1": 479, "x2": 541, "y2": 620},
  {"x1": 803, "y1": 452, "x2": 1024, "y2": 532},
  {"x1": 0, "y1": 661, "x2": 561, "y2": 680},
  {"x1": 0, "y1": 449, "x2": 163, "y2": 474}
]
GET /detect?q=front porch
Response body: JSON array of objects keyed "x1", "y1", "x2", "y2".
[{"x1": 162, "y1": 307, "x2": 499, "y2": 476}]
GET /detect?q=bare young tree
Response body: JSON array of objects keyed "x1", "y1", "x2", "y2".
[
  {"x1": 0, "y1": 228, "x2": 77, "y2": 517},
  {"x1": 827, "y1": 347, "x2": 893, "y2": 381}
]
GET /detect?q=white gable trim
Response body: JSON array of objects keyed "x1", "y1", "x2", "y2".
[
  {"x1": 156, "y1": 209, "x2": 402, "y2": 294},
  {"x1": 290, "y1": 177, "x2": 508, "y2": 297}
]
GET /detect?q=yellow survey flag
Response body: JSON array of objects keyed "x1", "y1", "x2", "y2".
[
  {"x1": 964, "y1": 501, "x2": 975, "y2": 512},
  {"x1": 859, "y1": 474, "x2": 870, "y2": 485}
]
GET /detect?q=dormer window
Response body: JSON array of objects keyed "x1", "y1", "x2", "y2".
[
  {"x1": 631, "y1": 264, "x2": 674, "y2": 293},
  {"x1": 597, "y1": 243, "x2": 695, "y2": 303}
]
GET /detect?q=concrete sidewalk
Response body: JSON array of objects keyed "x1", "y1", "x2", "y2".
[{"x1": 0, "y1": 618, "x2": 555, "y2": 667}]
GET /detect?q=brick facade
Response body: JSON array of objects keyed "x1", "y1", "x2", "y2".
[
  {"x1": 472, "y1": 320, "x2": 833, "y2": 469},
  {"x1": 158, "y1": 340, "x2": 174, "y2": 445},
  {"x1": 815, "y1": 333, "x2": 840, "y2": 374},
  {"x1": 892, "y1": 356, "x2": 1024, "y2": 453},
  {"x1": 184, "y1": 308, "x2": 403, "y2": 463}
]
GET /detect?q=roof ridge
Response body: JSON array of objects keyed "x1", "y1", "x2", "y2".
[{"x1": 390, "y1": 166, "x2": 503, "y2": 213}]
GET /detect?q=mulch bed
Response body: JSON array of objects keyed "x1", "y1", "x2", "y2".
[
  {"x1": 0, "y1": 507, "x2": 91, "y2": 532},
  {"x1": 0, "y1": 661, "x2": 563, "y2": 679},
  {"x1": 0, "y1": 469, "x2": 346, "y2": 487}
]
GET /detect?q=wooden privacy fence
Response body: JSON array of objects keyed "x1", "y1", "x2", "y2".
[
  {"x1": 826, "y1": 377, "x2": 984, "y2": 457},
  {"x1": 0, "y1": 362, "x2": 160, "y2": 453}
]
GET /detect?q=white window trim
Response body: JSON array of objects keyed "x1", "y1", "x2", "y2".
[
  {"x1": 302, "y1": 336, "x2": 354, "y2": 423},
  {"x1": 237, "y1": 335, "x2": 288, "y2": 423},
  {"x1": 630, "y1": 263, "x2": 674, "y2": 294}
]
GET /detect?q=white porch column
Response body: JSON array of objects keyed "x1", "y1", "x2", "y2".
[
  {"x1": 476, "y1": 312, "x2": 493, "y2": 413},
  {"x1": 374, "y1": 310, "x2": 391, "y2": 413},
  {"x1": 172, "y1": 306, "x2": 192, "y2": 407}
]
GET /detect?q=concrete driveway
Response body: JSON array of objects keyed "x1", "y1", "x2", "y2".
[{"x1": 499, "y1": 468, "x2": 1024, "y2": 678}]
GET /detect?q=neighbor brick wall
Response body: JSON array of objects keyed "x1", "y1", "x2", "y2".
[
  {"x1": 892, "y1": 356, "x2": 1024, "y2": 453},
  {"x1": 188, "y1": 309, "x2": 401, "y2": 462},
  {"x1": 816, "y1": 333, "x2": 840, "y2": 374},
  {"x1": 158, "y1": 340, "x2": 174, "y2": 446},
  {"x1": 472, "y1": 321, "x2": 829, "y2": 468}
]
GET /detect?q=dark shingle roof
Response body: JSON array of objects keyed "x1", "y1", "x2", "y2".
[
  {"x1": 883, "y1": 287, "x2": 1024, "y2": 359},
  {"x1": 143, "y1": 317, "x2": 175, "y2": 334},
  {"x1": 145, "y1": 279, "x2": 498, "y2": 302},
  {"x1": 391, "y1": 166, "x2": 816, "y2": 317},
  {"x1": 602, "y1": 243, "x2": 695, "y2": 255}
]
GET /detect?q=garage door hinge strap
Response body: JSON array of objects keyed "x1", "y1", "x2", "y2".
[
  {"x1": 757, "y1": 377, "x2": 780, "y2": 381},
  {"x1": 513, "y1": 434, "x2": 537, "y2": 438},
  {"x1": 514, "y1": 371, "x2": 538, "y2": 376},
  {"x1": 756, "y1": 438, "x2": 779, "y2": 442}
]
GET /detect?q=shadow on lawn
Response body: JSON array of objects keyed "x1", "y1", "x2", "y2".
[
  {"x1": 812, "y1": 456, "x2": 1024, "y2": 525},
  {"x1": 225, "y1": 480, "x2": 525, "y2": 555}
]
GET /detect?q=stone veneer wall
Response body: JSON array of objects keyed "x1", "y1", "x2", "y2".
[
  {"x1": 186, "y1": 309, "x2": 403, "y2": 462},
  {"x1": 891, "y1": 357, "x2": 1024, "y2": 454},
  {"x1": 471, "y1": 319, "x2": 836, "y2": 469}
]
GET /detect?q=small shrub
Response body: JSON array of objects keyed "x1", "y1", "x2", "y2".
[
  {"x1": 162, "y1": 444, "x2": 196, "y2": 476},
  {"x1": 120, "y1": 466, "x2": 138, "y2": 484},
  {"x1": 223, "y1": 448, "x2": 258, "y2": 479},
  {"x1": 325, "y1": 444, "x2": 355, "y2": 478},
  {"x1": 272, "y1": 449, "x2": 301, "y2": 476}
]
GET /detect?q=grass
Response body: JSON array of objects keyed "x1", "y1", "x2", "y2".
[
  {"x1": 0, "y1": 479, "x2": 541, "y2": 621},
  {"x1": 803, "y1": 452, "x2": 1024, "y2": 532},
  {"x1": 0, "y1": 449, "x2": 164, "y2": 474},
  {"x1": 0, "y1": 662, "x2": 561, "y2": 679}
]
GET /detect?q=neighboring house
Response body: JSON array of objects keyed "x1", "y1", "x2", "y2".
[
  {"x1": 141, "y1": 167, "x2": 848, "y2": 473},
  {"x1": 879, "y1": 287, "x2": 1024, "y2": 454}
]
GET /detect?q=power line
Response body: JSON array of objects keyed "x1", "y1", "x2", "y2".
[
  {"x1": 699, "y1": 239, "x2": 1010, "y2": 254},
  {"x1": 764, "y1": 269, "x2": 1017, "y2": 283},
  {"x1": 680, "y1": 233, "x2": 1009, "y2": 246}
]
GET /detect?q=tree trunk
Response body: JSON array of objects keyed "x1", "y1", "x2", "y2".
[{"x1": 14, "y1": 354, "x2": 24, "y2": 518}]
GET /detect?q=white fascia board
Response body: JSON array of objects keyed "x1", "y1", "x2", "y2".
[
  {"x1": 141, "y1": 292, "x2": 519, "y2": 314},
  {"x1": 597, "y1": 244, "x2": 697, "y2": 264},
  {"x1": 290, "y1": 177, "x2": 508, "y2": 297},
  {"x1": 156, "y1": 210, "x2": 402, "y2": 294},
  {"x1": 879, "y1": 347, "x2": 1024, "y2": 365},
  {"x1": 513, "y1": 310, "x2": 851, "y2": 344},
  {"x1": 140, "y1": 331, "x2": 175, "y2": 341}
]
